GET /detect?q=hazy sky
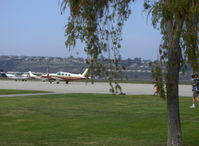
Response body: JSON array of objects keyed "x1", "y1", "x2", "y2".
[{"x1": 0, "y1": 0, "x2": 161, "y2": 60}]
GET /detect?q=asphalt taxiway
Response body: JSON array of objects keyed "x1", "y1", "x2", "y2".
[{"x1": 0, "y1": 80, "x2": 192, "y2": 97}]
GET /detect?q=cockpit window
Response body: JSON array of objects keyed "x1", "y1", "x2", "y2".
[{"x1": 57, "y1": 72, "x2": 65, "y2": 76}]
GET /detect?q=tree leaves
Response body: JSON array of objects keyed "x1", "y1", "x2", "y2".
[
  {"x1": 146, "y1": 0, "x2": 199, "y2": 98},
  {"x1": 60, "y1": 0, "x2": 133, "y2": 93}
]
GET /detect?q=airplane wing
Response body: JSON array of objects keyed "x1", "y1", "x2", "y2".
[{"x1": 49, "y1": 76, "x2": 65, "y2": 81}]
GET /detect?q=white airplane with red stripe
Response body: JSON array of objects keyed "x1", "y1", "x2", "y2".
[{"x1": 29, "y1": 68, "x2": 89, "y2": 84}]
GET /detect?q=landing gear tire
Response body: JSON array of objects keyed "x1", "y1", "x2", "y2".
[{"x1": 65, "y1": 81, "x2": 69, "y2": 84}]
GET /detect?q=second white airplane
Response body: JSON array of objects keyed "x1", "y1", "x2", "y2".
[
  {"x1": 0, "y1": 71, "x2": 30, "y2": 81},
  {"x1": 29, "y1": 68, "x2": 89, "y2": 84}
]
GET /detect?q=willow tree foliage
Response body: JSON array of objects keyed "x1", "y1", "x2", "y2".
[
  {"x1": 146, "y1": 0, "x2": 199, "y2": 95},
  {"x1": 60, "y1": 0, "x2": 133, "y2": 93},
  {"x1": 145, "y1": 1, "x2": 198, "y2": 145},
  {"x1": 60, "y1": 0, "x2": 198, "y2": 145}
]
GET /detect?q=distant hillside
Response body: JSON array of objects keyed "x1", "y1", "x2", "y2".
[
  {"x1": 0, "y1": 56, "x2": 87, "y2": 73},
  {"x1": 0, "y1": 55, "x2": 192, "y2": 81}
]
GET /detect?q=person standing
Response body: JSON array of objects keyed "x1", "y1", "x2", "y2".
[{"x1": 190, "y1": 74, "x2": 199, "y2": 108}]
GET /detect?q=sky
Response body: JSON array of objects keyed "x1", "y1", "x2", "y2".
[{"x1": 0, "y1": 0, "x2": 161, "y2": 60}]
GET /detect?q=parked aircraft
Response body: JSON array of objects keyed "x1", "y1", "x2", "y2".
[
  {"x1": 28, "y1": 71, "x2": 52, "y2": 82},
  {"x1": 0, "y1": 71, "x2": 30, "y2": 81},
  {"x1": 29, "y1": 68, "x2": 89, "y2": 84},
  {"x1": 0, "y1": 71, "x2": 8, "y2": 78}
]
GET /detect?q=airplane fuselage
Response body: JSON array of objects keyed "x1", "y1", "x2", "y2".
[
  {"x1": 28, "y1": 69, "x2": 88, "y2": 84},
  {"x1": 41, "y1": 72, "x2": 86, "y2": 83}
]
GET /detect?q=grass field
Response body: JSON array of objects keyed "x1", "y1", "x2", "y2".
[
  {"x1": 0, "y1": 89, "x2": 51, "y2": 95},
  {"x1": 0, "y1": 94, "x2": 198, "y2": 145}
]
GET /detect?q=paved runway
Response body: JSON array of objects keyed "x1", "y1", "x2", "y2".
[{"x1": 0, "y1": 80, "x2": 193, "y2": 97}]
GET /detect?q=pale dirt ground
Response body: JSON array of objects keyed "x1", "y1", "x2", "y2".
[{"x1": 0, "y1": 80, "x2": 192, "y2": 97}]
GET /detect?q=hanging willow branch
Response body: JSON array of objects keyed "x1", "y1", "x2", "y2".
[{"x1": 60, "y1": 0, "x2": 133, "y2": 93}]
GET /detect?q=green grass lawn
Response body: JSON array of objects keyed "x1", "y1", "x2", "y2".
[
  {"x1": 0, "y1": 89, "x2": 51, "y2": 95},
  {"x1": 0, "y1": 94, "x2": 198, "y2": 146}
]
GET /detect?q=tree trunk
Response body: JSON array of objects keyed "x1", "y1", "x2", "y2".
[
  {"x1": 167, "y1": 45, "x2": 182, "y2": 146},
  {"x1": 166, "y1": 20, "x2": 183, "y2": 146}
]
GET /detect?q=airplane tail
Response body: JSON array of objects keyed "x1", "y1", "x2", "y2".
[
  {"x1": 28, "y1": 71, "x2": 37, "y2": 78},
  {"x1": 82, "y1": 68, "x2": 89, "y2": 78}
]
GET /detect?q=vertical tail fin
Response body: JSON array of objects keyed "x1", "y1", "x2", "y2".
[
  {"x1": 82, "y1": 68, "x2": 89, "y2": 77},
  {"x1": 28, "y1": 71, "x2": 36, "y2": 78}
]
